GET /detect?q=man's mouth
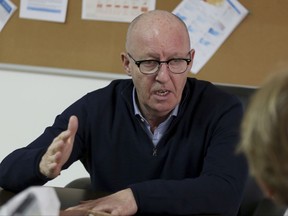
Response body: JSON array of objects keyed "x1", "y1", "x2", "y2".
[{"x1": 155, "y1": 89, "x2": 170, "y2": 96}]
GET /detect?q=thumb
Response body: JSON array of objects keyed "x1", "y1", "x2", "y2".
[{"x1": 68, "y1": 115, "x2": 78, "y2": 136}]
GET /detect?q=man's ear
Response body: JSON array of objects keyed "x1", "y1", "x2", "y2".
[
  {"x1": 187, "y1": 49, "x2": 195, "y2": 72},
  {"x1": 190, "y1": 49, "x2": 195, "y2": 60},
  {"x1": 121, "y1": 52, "x2": 132, "y2": 76}
]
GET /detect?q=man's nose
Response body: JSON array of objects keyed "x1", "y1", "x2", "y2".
[{"x1": 155, "y1": 63, "x2": 170, "y2": 81}]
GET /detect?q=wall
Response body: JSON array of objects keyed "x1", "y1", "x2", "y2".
[
  {"x1": 2, "y1": 0, "x2": 288, "y2": 86},
  {"x1": 0, "y1": 65, "x2": 127, "y2": 187}
]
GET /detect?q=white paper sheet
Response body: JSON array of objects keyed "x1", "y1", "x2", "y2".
[
  {"x1": 82, "y1": 0, "x2": 156, "y2": 23},
  {"x1": 173, "y1": 0, "x2": 248, "y2": 74},
  {"x1": 19, "y1": 0, "x2": 68, "y2": 23},
  {"x1": 0, "y1": 186, "x2": 60, "y2": 216},
  {"x1": 0, "y1": 0, "x2": 17, "y2": 32}
]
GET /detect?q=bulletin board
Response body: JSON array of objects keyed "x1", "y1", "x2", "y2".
[{"x1": 0, "y1": 0, "x2": 288, "y2": 86}]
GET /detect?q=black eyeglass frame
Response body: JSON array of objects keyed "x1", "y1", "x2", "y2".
[{"x1": 127, "y1": 52, "x2": 192, "y2": 75}]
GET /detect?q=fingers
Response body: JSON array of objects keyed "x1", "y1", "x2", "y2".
[
  {"x1": 66, "y1": 189, "x2": 137, "y2": 216},
  {"x1": 51, "y1": 115, "x2": 78, "y2": 145},
  {"x1": 66, "y1": 201, "x2": 94, "y2": 211},
  {"x1": 49, "y1": 132, "x2": 69, "y2": 154},
  {"x1": 89, "y1": 210, "x2": 113, "y2": 216},
  {"x1": 39, "y1": 153, "x2": 61, "y2": 178},
  {"x1": 39, "y1": 115, "x2": 78, "y2": 178},
  {"x1": 49, "y1": 115, "x2": 78, "y2": 154}
]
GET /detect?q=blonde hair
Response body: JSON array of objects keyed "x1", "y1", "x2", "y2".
[{"x1": 238, "y1": 70, "x2": 288, "y2": 204}]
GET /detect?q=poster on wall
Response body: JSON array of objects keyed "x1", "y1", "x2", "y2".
[
  {"x1": 173, "y1": 0, "x2": 248, "y2": 74},
  {"x1": 19, "y1": 0, "x2": 68, "y2": 23},
  {"x1": 0, "y1": 0, "x2": 17, "y2": 32},
  {"x1": 82, "y1": 0, "x2": 156, "y2": 23}
]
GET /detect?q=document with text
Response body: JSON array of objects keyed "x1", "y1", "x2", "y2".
[
  {"x1": 0, "y1": 0, "x2": 17, "y2": 32},
  {"x1": 82, "y1": 0, "x2": 156, "y2": 23},
  {"x1": 173, "y1": 0, "x2": 249, "y2": 74},
  {"x1": 20, "y1": 0, "x2": 68, "y2": 23}
]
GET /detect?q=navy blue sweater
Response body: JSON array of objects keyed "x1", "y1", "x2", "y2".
[{"x1": 0, "y1": 78, "x2": 247, "y2": 215}]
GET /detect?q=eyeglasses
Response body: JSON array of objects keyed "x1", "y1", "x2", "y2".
[{"x1": 127, "y1": 52, "x2": 191, "y2": 75}]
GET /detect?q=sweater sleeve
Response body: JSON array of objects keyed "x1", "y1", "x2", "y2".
[
  {"x1": 129, "y1": 99, "x2": 248, "y2": 216},
  {"x1": 0, "y1": 146, "x2": 51, "y2": 192},
  {"x1": 0, "y1": 96, "x2": 88, "y2": 192}
]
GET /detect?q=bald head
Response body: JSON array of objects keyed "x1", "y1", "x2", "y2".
[{"x1": 125, "y1": 10, "x2": 190, "y2": 52}]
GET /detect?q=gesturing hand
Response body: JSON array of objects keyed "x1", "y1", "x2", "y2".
[
  {"x1": 66, "y1": 188, "x2": 138, "y2": 216},
  {"x1": 39, "y1": 115, "x2": 78, "y2": 179}
]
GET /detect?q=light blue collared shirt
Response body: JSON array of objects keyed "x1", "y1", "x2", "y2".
[{"x1": 132, "y1": 88, "x2": 179, "y2": 147}]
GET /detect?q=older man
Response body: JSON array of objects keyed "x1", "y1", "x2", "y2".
[{"x1": 0, "y1": 10, "x2": 247, "y2": 215}]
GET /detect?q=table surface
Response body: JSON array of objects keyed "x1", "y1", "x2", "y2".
[
  {"x1": 2, "y1": 186, "x2": 287, "y2": 216},
  {"x1": 0, "y1": 186, "x2": 107, "y2": 210},
  {"x1": 0, "y1": 187, "x2": 220, "y2": 215}
]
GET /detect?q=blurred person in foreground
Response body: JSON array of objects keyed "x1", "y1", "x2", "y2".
[
  {"x1": 0, "y1": 10, "x2": 247, "y2": 215},
  {"x1": 238, "y1": 70, "x2": 288, "y2": 215}
]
